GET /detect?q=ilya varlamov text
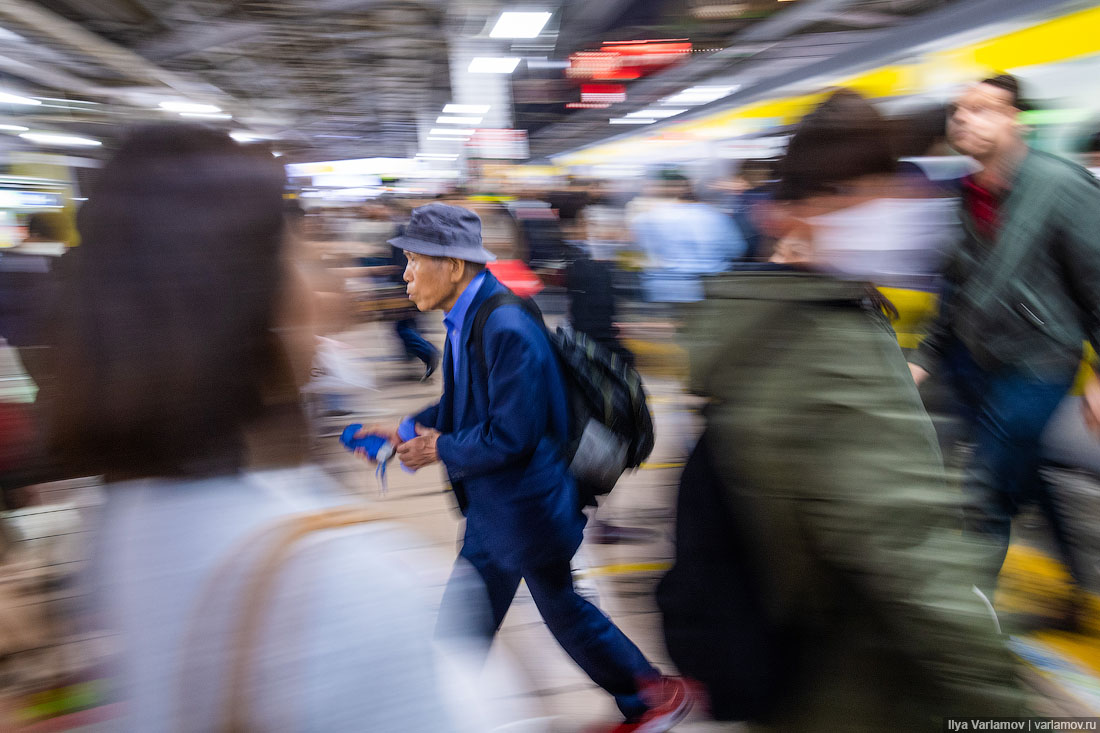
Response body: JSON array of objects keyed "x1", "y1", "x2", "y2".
[{"x1": 946, "y1": 721, "x2": 1098, "y2": 731}]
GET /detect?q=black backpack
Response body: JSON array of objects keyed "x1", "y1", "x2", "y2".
[{"x1": 471, "y1": 291, "x2": 654, "y2": 503}]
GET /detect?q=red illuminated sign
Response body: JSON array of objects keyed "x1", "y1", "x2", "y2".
[
  {"x1": 581, "y1": 83, "x2": 627, "y2": 103},
  {"x1": 568, "y1": 40, "x2": 692, "y2": 80}
]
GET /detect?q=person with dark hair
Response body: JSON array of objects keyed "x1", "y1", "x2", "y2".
[
  {"x1": 908, "y1": 74, "x2": 1100, "y2": 625},
  {"x1": 713, "y1": 159, "x2": 776, "y2": 261},
  {"x1": 770, "y1": 89, "x2": 956, "y2": 284},
  {"x1": 659, "y1": 89, "x2": 1023, "y2": 731},
  {"x1": 55, "y1": 125, "x2": 474, "y2": 732},
  {"x1": 895, "y1": 104, "x2": 950, "y2": 162},
  {"x1": 351, "y1": 203, "x2": 692, "y2": 733}
]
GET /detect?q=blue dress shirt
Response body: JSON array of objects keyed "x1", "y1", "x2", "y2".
[{"x1": 443, "y1": 270, "x2": 488, "y2": 376}]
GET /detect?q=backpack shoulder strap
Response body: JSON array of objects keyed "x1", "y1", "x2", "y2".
[
  {"x1": 180, "y1": 506, "x2": 385, "y2": 733},
  {"x1": 470, "y1": 291, "x2": 546, "y2": 371}
]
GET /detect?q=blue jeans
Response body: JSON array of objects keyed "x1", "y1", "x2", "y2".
[
  {"x1": 394, "y1": 318, "x2": 439, "y2": 366},
  {"x1": 946, "y1": 346, "x2": 1080, "y2": 594},
  {"x1": 438, "y1": 540, "x2": 659, "y2": 720}
]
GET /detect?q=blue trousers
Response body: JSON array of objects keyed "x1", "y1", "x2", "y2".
[
  {"x1": 394, "y1": 318, "x2": 439, "y2": 366},
  {"x1": 946, "y1": 347, "x2": 1080, "y2": 594},
  {"x1": 438, "y1": 540, "x2": 659, "y2": 720}
]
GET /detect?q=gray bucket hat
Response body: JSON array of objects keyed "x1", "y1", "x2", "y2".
[{"x1": 388, "y1": 203, "x2": 496, "y2": 264}]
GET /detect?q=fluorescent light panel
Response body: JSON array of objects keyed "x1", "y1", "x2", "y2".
[
  {"x1": 436, "y1": 115, "x2": 482, "y2": 125},
  {"x1": 428, "y1": 128, "x2": 475, "y2": 137},
  {"x1": 627, "y1": 108, "x2": 686, "y2": 119},
  {"x1": 526, "y1": 59, "x2": 570, "y2": 69},
  {"x1": 468, "y1": 57, "x2": 520, "y2": 74},
  {"x1": 38, "y1": 97, "x2": 98, "y2": 105},
  {"x1": 20, "y1": 132, "x2": 101, "y2": 146},
  {"x1": 0, "y1": 91, "x2": 40, "y2": 106},
  {"x1": 661, "y1": 85, "x2": 738, "y2": 106},
  {"x1": 180, "y1": 112, "x2": 233, "y2": 120},
  {"x1": 443, "y1": 104, "x2": 490, "y2": 114},
  {"x1": 0, "y1": 124, "x2": 28, "y2": 131},
  {"x1": 610, "y1": 118, "x2": 655, "y2": 125},
  {"x1": 159, "y1": 101, "x2": 221, "y2": 114},
  {"x1": 230, "y1": 131, "x2": 272, "y2": 142},
  {"x1": 490, "y1": 11, "x2": 552, "y2": 38}
]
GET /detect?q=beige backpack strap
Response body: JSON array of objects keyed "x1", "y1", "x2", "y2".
[
  {"x1": 222, "y1": 506, "x2": 382, "y2": 732},
  {"x1": 176, "y1": 505, "x2": 383, "y2": 733}
]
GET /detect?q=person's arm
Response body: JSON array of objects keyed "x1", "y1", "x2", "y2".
[
  {"x1": 411, "y1": 401, "x2": 440, "y2": 429},
  {"x1": 1058, "y1": 171, "x2": 1100, "y2": 361},
  {"x1": 907, "y1": 260, "x2": 961, "y2": 383},
  {"x1": 434, "y1": 319, "x2": 551, "y2": 481},
  {"x1": 1056, "y1": 170, "x2": 1100, "y2": 436},
  {"x1": 712, "y1": 209, "x2": 747, "y2": 269}
]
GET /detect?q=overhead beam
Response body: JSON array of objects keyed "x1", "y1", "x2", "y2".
[{"x1": 0, "y1": 0, "x2": 221, "y2": 98}]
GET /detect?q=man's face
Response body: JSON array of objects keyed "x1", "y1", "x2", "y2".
[
  {"x1": 404, "y1": 252, "x2": 457, "y2": 312},
  {"x1": 948, "y1": 83, "x2": 1020, "y2": 160}
]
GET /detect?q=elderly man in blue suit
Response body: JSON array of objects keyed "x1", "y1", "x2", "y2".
[{"x1": 354, "y1": 203, "x2": 690, "y2": 732}]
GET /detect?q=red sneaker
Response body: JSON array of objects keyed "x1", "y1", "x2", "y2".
[{"x1": 604, "y1": 677, "x2": 693, "y2": 733}]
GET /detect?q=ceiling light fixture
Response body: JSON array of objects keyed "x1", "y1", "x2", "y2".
[
  {"x1": 19, "y1": 132, "x2": 101, "y2": 147},
  {"x1": 180, "y1": 112, "x2": 233, "y2": 120},
  {"x1": 443, "y1": 104, "x2": 491, "y2": 115},
  {"x1": 0, "y1": 91, "x2": 41, "y2": 106},
  {"x1": 526, "y1": 59, "x2": 570, "y2": 70},
  {"x1": 37, "y1": 97, "x2": 99, "y2": 105},
  {"x1": 436, "y1": 115, "x2": 482, "y2": 125},
  {"x1": 230, "y1": 131, "x2": 271, "y2": 143},
  {"x1": 468, "y1": 57, "x2": 521, "y2": 74},
  {"x1": 159, "y1": 101, "x2": 221, "y2": 114},
  {"x1": 428, "y1": 128, "x2": 476, "y2": 137},
  {"x1": 0, "y1": 124, "x2": 28, "y2": 132},
  {"x1": 610, "y1": 118, "x2": 655, "y2": 125},
  {"x1": 627, "y1": 108, "x2": 687, "y2": 119},
  {"x1": 661, "y1": 85, "x2": 738, "y2": 106},
  {"x1": 490, "y1": 11, "x2": 552, "y2": 39}
]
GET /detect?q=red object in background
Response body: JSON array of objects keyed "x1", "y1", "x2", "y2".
[
  {"x1": 0, "y1": 401, "x2": 34, "y2": 472},
  {"x1": 568, "y1": 40, "x2": 692, "y2": 80},
  {"x1": 581, "y1": 83, "x2": 627, "y2": 103},
  {"x1": 487, "y1": 260, "x2": 544, "y2": 298}
]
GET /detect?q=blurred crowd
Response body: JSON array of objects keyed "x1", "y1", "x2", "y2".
[{"x1": 0, "y1": 73, "x2": 1099, "y2": 732}]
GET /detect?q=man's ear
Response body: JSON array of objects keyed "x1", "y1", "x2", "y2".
[{"x1": 448, "y1": 257, "x2": 465, "y2": 283}]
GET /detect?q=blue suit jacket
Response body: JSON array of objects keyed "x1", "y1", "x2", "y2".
[{"x1": 413, "y1": 272, "x2": 584, "y2": 569}]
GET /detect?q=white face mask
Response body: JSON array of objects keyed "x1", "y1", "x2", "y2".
[{"x1": 804, "y1": 197, "x2": 958, "y2": 284}]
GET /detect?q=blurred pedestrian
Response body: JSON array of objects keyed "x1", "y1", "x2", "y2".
[
  {"x1": 0, "y1": 211, "x2": 70, "y2": 494},
  {"x1": 564, "y1": 209, "x2": 651, "y2": 546},
  {"x1": 388, "y1": 202, "x2": 441, "y2": 381},
  {"x1": 1081, "y1": 129, "x2": 1100, "y2": 177},
  {"x1": 660, "y1": 90, "x2": 1024, "y2": 731},
  {"x1": 630, "y1": 172, "x2": 746, "y2": 305},
  {"x1": 354, "y1": 203, "x2": 692, "y2": 733},
  {"x1": 0, "y1": 212, "x2": 66, "y2": 403},
  {"x1": 52, "y1": 126, "x2": 470, "y2": 732},
  {"x1": 565, "y1": 209, "x2": 633, "y2": 367},
  {"x1": 713, "y1": 160, "x2": 774, "y2": 261},
  {"x1": 908, "y1": 75, "x2": 1100, "y2": 623}
]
